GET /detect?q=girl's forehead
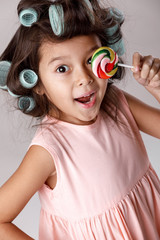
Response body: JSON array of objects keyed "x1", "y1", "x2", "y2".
[{"x1": 40, "y1": 35, "x2": 101, "y2": 55}]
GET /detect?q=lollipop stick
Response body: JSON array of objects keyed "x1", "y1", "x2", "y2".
[{"x1": 118, "y1": 63, "x2": 134, "y2": 69}]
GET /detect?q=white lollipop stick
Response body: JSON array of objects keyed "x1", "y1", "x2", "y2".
[{"x1": 118, "y1": 63, "x2": 134, "y2": 69}]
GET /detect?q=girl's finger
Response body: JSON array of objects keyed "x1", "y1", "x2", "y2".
[
  {"x1": 132, "y1": 52, "x2": 142, "y2": 80},
  {"x1": 140, "y1": 55, "x2": 154, "y2": 80},
  {"x1": 132, "y1": 52, "x2": 142, "y2": 68},
  {"x1": 132, "y1": 52, "x2": 142, "y2": 70},
  {"x1": 149, "y1": 70, "x2": 160, "y2": 87},
  {"x1": 148, "y1": 58, "x2": 160, "y2": 80}
]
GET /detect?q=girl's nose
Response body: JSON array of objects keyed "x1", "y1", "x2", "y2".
[{"x1": 76, "y1": 68, "x2": 93, "y2": 87}]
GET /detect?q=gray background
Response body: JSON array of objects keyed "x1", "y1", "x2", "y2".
[{"x1": 0, "y1": 0, "x2": 160, "y2": 239}]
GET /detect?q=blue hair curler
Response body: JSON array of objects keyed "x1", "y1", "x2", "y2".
[
  {"x1": 49, "y1": 4, "x2": 64, "y2": 36},
  {"x1": 19, "y1": 8, "x2": 38, "y2": 27},
  {"x1": 108, "y1": 7, "x2": 124, "y2": 24},
  {"x1": 105, "y1": 24, "x2": 119, "y2": 37},
  {"x1": 18, "y1": 96, "x2": 36, "y2": 112},
  {"x1": 106, "y1": 8, "x2": 125, "y2": 56},
  {"x1": 106, "y1": 23, "x2": 125, "y2": 56},
  {"x1": 107, "y1": 38, "x2": 125, "y2": 57},
  {"x1": 0, "y1": 61, "x2": 11, "y2": 90},
  {"x1": 83, "y1": 0, "x2": 95, "y2": 23},
  {"x1": 7, "y1": 88, "x2": 21, "y2": 98},
  {"x1": 19, "y1": 69, "x2": 38, "y2": 89}
]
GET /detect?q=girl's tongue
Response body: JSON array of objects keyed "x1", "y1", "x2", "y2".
[
  {"x1": 76, "y1": 96, "x2": 91, "y2": 103},
  {"x1": 75, "y1": 93, "x2": 94, "y2": 103}
]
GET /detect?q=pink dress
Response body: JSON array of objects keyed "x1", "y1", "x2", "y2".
[{"x1": 30, "y1": 87, "x2": 160, "y2": 240}]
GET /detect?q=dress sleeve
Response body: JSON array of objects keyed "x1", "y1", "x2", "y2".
[
  {"x1": 110, "y1": 85, "x2": 141, "y2": 137},
  {"x1": 28, "y1": 126, "x2": 60, "y2": 175}
]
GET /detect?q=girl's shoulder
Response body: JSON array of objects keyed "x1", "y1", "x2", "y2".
[
  {"x1": 109, "y1": 84, "x2": 129, "y2": 106},
  {"x1": 109, "y1": 84, "x2": 160, "y2": 138},
  {"x1": 124, "y1": 90, "x2": 160, "y2": 139},
  {"x1": 102, "y1": 84, "x2": 132, "y2": 124}
]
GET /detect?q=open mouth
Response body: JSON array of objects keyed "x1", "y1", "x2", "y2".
[
  {"x1": 74, "y1": 91, "x2": 96, "y2": 108},
  {"x1": 75, "y1": 92, "x2": 95, "y2": 104}
]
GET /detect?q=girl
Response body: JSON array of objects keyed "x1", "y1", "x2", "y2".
[{"x1": 0, "y1": 0, "x2": 160, "y2": 239}]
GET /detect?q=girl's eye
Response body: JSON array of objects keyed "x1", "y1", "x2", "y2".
[
  {"x1": 57, "y1": 65, "x2": 69, "y2": 73},
  {"x1": 87, "y1": 57, "x2": 92, "y2": 65}
]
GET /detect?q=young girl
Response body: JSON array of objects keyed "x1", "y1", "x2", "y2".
[{"x1": 0, "y1": 0, "x2": 160, "y2": 239}]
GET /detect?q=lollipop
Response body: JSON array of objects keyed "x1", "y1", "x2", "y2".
[{"x1": 91, "y1": 47, "x2": 133, "y2": 79}]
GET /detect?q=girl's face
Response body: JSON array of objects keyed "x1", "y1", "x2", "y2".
[{"x1": 38, "y1": 35, "x2": 108, "y2": 125}]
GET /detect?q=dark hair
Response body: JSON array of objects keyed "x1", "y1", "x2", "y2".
[{"x1": 0, "y1": 0, "x2": 125, "y2": 121}]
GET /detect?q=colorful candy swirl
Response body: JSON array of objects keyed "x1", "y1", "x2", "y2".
[{"x1": 91, "y1": 47, "x2": 118, "y2": 79}]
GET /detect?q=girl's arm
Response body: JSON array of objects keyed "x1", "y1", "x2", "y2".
[
  {"x1": 124, "y1": 52, "x2": 160, "y2": 138},
  {"x1": 0, "y1": 145, "x2": 55, "y2": 239},
  {"x1": 124, "y1": 92, "x2": 160, "y2": 138}
]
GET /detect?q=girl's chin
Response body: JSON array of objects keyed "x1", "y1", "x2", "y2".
[
  {"x1": 59, "y1": 114, "x2": 98, "y2": 125},
  {"x1": 76, "y1": 113, "x2": 98, "y2": 125},
  {"x1": 56, "y1": 106, "x2": 100, "y2": 125}
]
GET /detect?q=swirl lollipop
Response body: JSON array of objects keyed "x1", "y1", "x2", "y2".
[{"x1": 91, "y1": 47, "x2": 133, "y2": 79}]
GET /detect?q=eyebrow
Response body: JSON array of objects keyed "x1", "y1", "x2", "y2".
[
  {"x1": 48, "y1": 56, "x2": 68, "y2": 66},
  {"x1": 48, "y1": 44, "x2": 100, "y2": 66},
  {"x1": 87, "y1": 45, "x2": 100, "y2": 54}
]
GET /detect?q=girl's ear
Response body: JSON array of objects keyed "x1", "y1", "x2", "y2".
[{"x1": 33, "y1": 83, "x2": 45, "y2": 96}]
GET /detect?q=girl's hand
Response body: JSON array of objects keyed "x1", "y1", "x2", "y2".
[
  {"x1": 125, "y1": 52, "x2": 160, "y2": 138},
  {"x1": 132, "y1": 52, "x2": 160, "y2": 103}
]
